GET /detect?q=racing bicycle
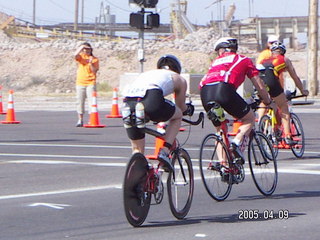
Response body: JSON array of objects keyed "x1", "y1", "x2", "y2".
[
  {"x1": 123, "y1": 111, "x2": 204, "y2": 227},
  {"x1": 258, "y1": 90, "x2": 306, "y2": 158},
  {"x1": 199, "y1": 101, "x2": 277, "y2": 201}
]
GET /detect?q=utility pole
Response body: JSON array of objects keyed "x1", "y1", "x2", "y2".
[
  {"x1": 74, "y1": 0, "x2": 79, "y2": 31},
  {"x1": 81, "y1": 0, "x2": 84, "y2": 24},
  {"x1": 307, "y1": 0, "x2": 318, "y2": 96},
  {"x1": 32, "y1": 0, "x2": 36, "y2": 25}
]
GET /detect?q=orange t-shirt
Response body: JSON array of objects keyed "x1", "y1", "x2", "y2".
[{"x1": 75, "y1": 53, "x2": 99, "y2": 86}]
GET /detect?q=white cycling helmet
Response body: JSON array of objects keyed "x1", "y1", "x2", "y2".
[
  {"x1": 270, "y1": 41, "x2": 286, "y2": 55},
  {"x1": 267, "y1": 35, "x2": 279, "y2": 43},
  {"x1": 213, "y1": 37, "x2": 238, "y2": 52}
]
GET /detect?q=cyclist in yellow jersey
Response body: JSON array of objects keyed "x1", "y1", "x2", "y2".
[
  {"x1": 256, "y1": 35, "x2": 279, "y2": 65},
  {"x1": 257, "y1": 42, "x2": 309, "y2": 145}
]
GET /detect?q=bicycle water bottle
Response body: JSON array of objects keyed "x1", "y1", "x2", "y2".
[
  {"x1": 214, "y1": 105, "x2": 225, "y2": 122},
  {"x1": 121, "y1": 99, "x2": 131, "y2": 129},
  {"x1": 135, "y1": 98, "x2": 145, "y2": 128}
]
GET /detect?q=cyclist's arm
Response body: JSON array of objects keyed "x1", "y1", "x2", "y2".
[
  {"x1": 172, "y1": 74, "x2": 188, "y2": 113},
  {"x1": 250, "y1": 75, "x2": 272, "y2": 105},
  {"x1": 285, "y1": 57, "x2": 309, "y2": 95}
]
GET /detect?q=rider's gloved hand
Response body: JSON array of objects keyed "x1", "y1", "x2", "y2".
[{"x1": 183, "y1": 103, "x2": 194, "y2": 116}]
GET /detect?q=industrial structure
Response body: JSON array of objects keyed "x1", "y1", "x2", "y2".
[{"x1": 0, "y1": 1, "x2": 313, "y2": 50}]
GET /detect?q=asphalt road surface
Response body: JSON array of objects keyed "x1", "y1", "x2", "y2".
[{"x1": 0, "y1": 102, "x2": 320, "y2": 240}]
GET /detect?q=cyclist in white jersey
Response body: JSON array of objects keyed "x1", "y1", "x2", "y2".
[{"x1": 123, "y1": 55, "x2": 194, "y2": 171}]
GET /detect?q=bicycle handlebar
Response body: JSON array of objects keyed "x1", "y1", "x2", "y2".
[
  {"x1": 144, "y1": 112, "x2": 205, "y2": 138},
  {"x1": 182, "y1": 112, "x2": 205, "y2": 126}
]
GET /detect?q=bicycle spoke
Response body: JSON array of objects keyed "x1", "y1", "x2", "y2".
[
  {"x1": 249, "y1": 132, "x2": 277, "y2": 196},
  {"x1": 167, "y1": 148, "x2": 194, "y2": 219},
  {"x1": 199, "y1": 134, "x2": 232, "y2": 201}
]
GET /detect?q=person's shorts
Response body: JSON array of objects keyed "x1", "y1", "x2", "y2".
[
  {"x1": 200, "y1": 82, "x2": 250, "y2": 126},
  {"x1": 260, "y1": 69, "x2": 283, "y2": 98},
  {"x1": 125, "y1": 88, "x2": 175, "y2": 140}
]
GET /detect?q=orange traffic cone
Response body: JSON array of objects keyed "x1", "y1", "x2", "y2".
[
  {"x1": 146, "y1": 122, "x2": 166, "y2": 160},
  {"x1": 106, "y1": 88, "x2": 122, "y2": 118},
  {"x1": 0, "y1": 86, "x2": 6, "y2": 115},
  {"x1": 1, "y1": 90, "x2": 20, "y2": 124},
  {"x1": 228, "y1": 120, "x2": 242, "y2": 136},
  {"x1": 83, "y1": 91, "x2": 106, "y2": 128}
]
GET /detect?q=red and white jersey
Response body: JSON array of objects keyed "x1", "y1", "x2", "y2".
[{"x1": 199, "y1": 52, "x2": 259, "y2": 89}]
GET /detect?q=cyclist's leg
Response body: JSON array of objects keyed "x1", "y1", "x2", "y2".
[
  {"x1": 130, "y1": 139, "x2": 145, "y2": 154},
  {"x1": 273, "y1": 93, "x2": 292, "y2": 139},
  {"x1": 164, "y1": 106, "x2": 182, "y2": 147},
  {"x1": 235, "y1": 110, "x2": 255, "y2": 144}
]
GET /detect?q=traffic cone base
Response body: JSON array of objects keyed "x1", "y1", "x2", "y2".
[
  {"x1": 83, "y1": 91, "x2": 106, "y2": 128},
  {"x1": 0, "y1": 85, "x2": 6, "y2": 114}
]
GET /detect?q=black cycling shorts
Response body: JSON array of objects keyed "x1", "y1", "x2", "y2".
[
  {"x1": 200, "y1": 82, "x2": 250, "y2": 125},
  {"x1": 260, "y1": 68, "x2": 283, "y2": 98},
  {"x1": 125, "y1": 88, "x2": 175, "y2": 140}
]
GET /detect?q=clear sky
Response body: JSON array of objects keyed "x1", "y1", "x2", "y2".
[{"x1": 0, "y1": 0, "x2": 310, "y2": 25}]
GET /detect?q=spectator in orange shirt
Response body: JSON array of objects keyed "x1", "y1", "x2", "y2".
[{"x1": 74, "y1": 42, "x2": 99, "y2": 127}]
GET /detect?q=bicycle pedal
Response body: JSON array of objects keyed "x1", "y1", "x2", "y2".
[{"x1": 234, "y1": 158, "x2": 245, "y2": 165}]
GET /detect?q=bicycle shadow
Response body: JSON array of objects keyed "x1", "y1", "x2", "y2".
[
  {"x1": 238, "y1": 190, "x2": 320, "y2": 201},
  {"x1": 277, "y1": 154, "x2": 320, "y2": 160}
]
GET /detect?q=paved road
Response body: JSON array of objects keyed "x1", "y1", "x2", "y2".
[{"x1": 0, "y1": 100, "x2": 319, "y2": 240}]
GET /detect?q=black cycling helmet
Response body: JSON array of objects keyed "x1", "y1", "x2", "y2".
[
  {"x1": 157, "y1": 54, "x2": 182, "y2": 74},
  {"x1": 270, "y1": 41, "x2": 286, "y2": 55},
  {"x1": 214, "y1": 37, "x2": 238, "y2": 52}
]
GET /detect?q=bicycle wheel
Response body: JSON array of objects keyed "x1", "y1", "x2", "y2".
[
  {"x1": 259, "y1": 115, "x2": 279, "y2": 158},
  {"x1": 290, "y1": 113, "x2": 305, "y2": 158},
  {"x1": 167, "y1": 148, "x2": 194, "y2": 219},
  {"x1": 199, "y1": 134, "x2": 232, "y2": 201},
  {"x1": 248, "y1": 131, "x2": 278, "y2": 196},
  {"x1": 123, "y1": 153, "x2": 151, "y2": 227}
]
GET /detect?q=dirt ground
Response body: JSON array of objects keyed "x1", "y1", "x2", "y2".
[{"x1": 0, "y1": 34, "x2": 308, "y2": 99}]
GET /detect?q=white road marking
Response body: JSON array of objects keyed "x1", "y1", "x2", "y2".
[
  {"x1": 195, "y1": 233, "x2": 207, "y2": 238},
  {"x1": 0, "y1": 153, "x2": 126, "y2": 159},
  {"x1": 28, "y1": 202, "x2": 71, "y2": 210},
  {"x1": 8, "y1": 159, "x2": 126, "y2": 167},
  {"x1": 0, "y1": 185, "x2": 121, "y2": 200}
]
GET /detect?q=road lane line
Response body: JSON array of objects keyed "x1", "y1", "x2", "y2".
[
  {"x1": 0, "y1": 185, "x2": 121, "y2": 200},
  {"x1": 8, "y1": 159, "x2": 126, "y2": 167},
  {"x1": 0, "y1": 153, "x2": 126, "y2": 159},
  {"x1": 1, "y1": 168, "x2": 319, "y2": 201}
]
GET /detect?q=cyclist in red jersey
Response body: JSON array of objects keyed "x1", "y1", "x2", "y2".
[
  {"x1": 257, "y1": 42, "x2": 309, "y2": 145},
  {"x1": 200, "y1": 37, "x2": 273, "y2": 161}
]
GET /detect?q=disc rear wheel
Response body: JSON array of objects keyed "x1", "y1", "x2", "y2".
[{"x1": 123, "y1": 153, "x2": 151, "y2": 227}]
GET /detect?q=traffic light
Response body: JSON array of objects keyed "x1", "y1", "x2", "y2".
[
  {"x1": 130, "y1": 12, "x2": 144, "y2": 29},
  {"x1": 147, "y1": 13, "x2": 159, "y2": 28},
  {"x1": 129, "y1": 0, "x2": 158, "y2": 8}
]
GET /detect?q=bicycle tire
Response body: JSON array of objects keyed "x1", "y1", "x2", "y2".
[
  {"x1": 290, "y1": 113, "x2": 305, "y2": 158},
  {"x1": 258, "y1": 115, "x2": 279, "y2": 158},
  {"x1": 199, "y1": 133, "x2": 232, "y2": 201},
  {"x1": 123, "y1": 153, "x2": 151, "y2": 227},
  {"x1": 248, "y1": 131, "x2": 278, "y2": 196},
  {"x1": 167, "y1": 148, "x2": 194, "y2": 219}
]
